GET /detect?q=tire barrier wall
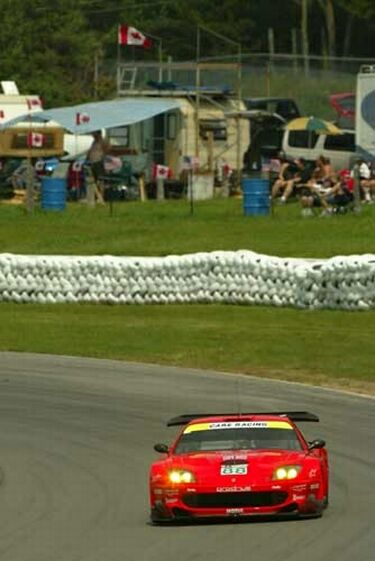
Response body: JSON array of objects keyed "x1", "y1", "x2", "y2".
[{"x1": 0, "y1": 251, "x2": 374, "y2": 310}]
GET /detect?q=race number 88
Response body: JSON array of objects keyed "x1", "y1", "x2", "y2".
[{"x1": 221, "y1": 464, "x2": 247, "y2": 475}]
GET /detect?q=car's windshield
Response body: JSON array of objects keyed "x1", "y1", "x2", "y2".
[{"x1": 174, "y1": 426, "x2": 302, "y2": 454}]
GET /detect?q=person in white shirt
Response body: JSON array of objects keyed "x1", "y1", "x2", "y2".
[{"x1": 351, "y1": 158, "x2": 373, "y2": 203}]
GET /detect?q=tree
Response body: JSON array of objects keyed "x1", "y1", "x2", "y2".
[
  {"x1": 317, "y1": 0, "x2": 336, "y2": 58},
  {"x1": 339, "y1": 0, "x2": 375, "y2": 18},
  {"x1": 0, "y1": 0, "x2": 98, "y2": 105}
]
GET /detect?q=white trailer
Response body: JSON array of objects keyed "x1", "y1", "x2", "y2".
[{"x1": 355, "y1": 65, "x2": 375, "y2": 162}]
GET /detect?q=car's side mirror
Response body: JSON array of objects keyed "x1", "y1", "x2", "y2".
[
  {"x1": 308, "y1": 439, "x2": 326, "y2": 450},
  {"x1": 153, "y1": 443, "x2": 169, "y2": 454}
]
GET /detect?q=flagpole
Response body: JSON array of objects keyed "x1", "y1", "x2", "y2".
[
  {"x1": 26, "y1": 102, "x2": 34, "y2": 214},
  {"x1": 197, "y1": 24, "x2": 242, "y2": 188},
  {"x1": 195, "y1": 25, "x2": 201, "y2": 160},
  {"x1": 74, "y1": 115, "x2": 78, "y2": 159},
  {"x1": 145, "y1": 32, "x2": 163, "y2": 82},
  {"x1": 117, "y1": 25, "x2": 121, "y2": 95}
]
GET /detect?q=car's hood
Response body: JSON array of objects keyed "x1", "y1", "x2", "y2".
[{"x1": 165, "y1": 450, "x2": 307, "y2": 484}]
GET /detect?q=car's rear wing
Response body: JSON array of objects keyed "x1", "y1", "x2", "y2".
[{"x1": 167, "y1": 411, "x2": 319, "y2": 426}]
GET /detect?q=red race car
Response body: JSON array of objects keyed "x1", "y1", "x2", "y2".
[{"x1": 149, "y1": 411, "x2": 329, "y2": 523}]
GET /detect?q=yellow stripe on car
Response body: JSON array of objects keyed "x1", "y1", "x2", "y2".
[{"x1": 184, "y1": 420, "x2": 293, "y2": 433}]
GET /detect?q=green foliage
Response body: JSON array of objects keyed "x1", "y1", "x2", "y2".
[
  {"x1": 0, "y1": 0, "x2": 373, "y2": 106},
  {"x1": 339, "y1": 0, "x2": 375, "y2": 18},
  {"x1": 0, "y1": 0, "x2": 98, "y2": 105}
]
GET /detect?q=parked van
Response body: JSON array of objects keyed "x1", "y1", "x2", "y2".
[{"x1": 282, "y1": 128, "x2": 356, "y2": 170}]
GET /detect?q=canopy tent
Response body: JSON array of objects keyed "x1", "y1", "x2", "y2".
[{"x1": 0, "y1": 97, "x2": 181, "y2": 134}]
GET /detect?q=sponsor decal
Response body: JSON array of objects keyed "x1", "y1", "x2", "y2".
[
  {"x1": 184, "y1": 421, "x2": 292, "y2": 433},
  {"x1": 293, "y1": 494, "x2": 306, "y2": 501},
  {"x1": 226, "y1": 508, "x2": 244, "y2": 514},
  {"x1": 151, "y1": 474, "x2": 163, "y2": 482},
  {"x1": 309, "y1": 469, "x2": 318, "y2": 478},
  {"x1": 216, "y1": 486, "x2": 252, "y2": 493},
  {"x1": 292, "y1": 484, "x2": 307, "y2": 492},
  {"x1": 211, "y1": 421, "x2": 268, "y2": 429},
  {"x1": 310, "y1": 483, "x2": 320, "y2": 490},
  {"x1": 165, "y1": 498, "x2": 178, "y2": 504},
  {"x1": 221, "y1": 454, "x2": 247, "y2": 461}
]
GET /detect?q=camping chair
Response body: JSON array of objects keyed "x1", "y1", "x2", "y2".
[{"x1": 99, "y1": 158, "x2": 139, "y2": 201}]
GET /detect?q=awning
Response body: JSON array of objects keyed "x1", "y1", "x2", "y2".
[{"x1": 0, "y1": 97, "x2": 181, "y2": 134}]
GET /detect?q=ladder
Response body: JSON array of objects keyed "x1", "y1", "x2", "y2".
[{"x1": 117, "y1": 66, "x2": 138, "y2": 95}]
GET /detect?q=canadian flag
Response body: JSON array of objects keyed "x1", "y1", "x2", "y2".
[
  {"x1": 153, "y1": 164, "x2": 171, "y2": 180},
  {"x1": 27, "y1": 132, "x2": 44, "y2": 148},
  {"x1": 118, "y1": 25, "x2": 152, "y2": 48},
  {"x1": 27, "y1": 98, "x2": 42, "y2": 111},
  {"x1": 76, "y1": 112, "x2": 90, "y2": 126}
]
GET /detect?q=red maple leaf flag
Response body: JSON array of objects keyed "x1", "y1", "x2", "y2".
[
  {"x1": 76, "y1": 112, "x2": 90, "y2": 126},
  {"x1": 118, "y1": 25, "x2": 152, "y2": 48},
  {"x1": 27, "y1": 132, "x2": 44, "y2": 148},
  {"x1": 153, "y1": 164, "x2": 171, "y2": 180}
]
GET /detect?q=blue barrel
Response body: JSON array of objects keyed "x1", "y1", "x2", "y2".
[
  {"x1": 242, "y1": 177, "x2": 270, "y2": 216},
  {"x1": 41, "y1": 177, "x2": 67, "y2": 211}
]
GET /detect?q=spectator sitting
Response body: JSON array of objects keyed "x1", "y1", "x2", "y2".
[
  {"x1": 300, "y1": 173, "x2": 354, "y2": 217},
  {"x1": 324, "y1": 174, "x2": 354, "y2": 214},
  {"x1": 366, "y1": 162, "x2": 375, "y2": 200},
  {"x1": 271, "y1": 151, "x2": 299, "y2": 203},
  {"x1": 300, "y1": 183, "x2": 330, "y2": 217},
  {"x1": 277, "y1": 157, "x2": 316, "y2": 204},
  {"x1": 314, "y1": 155, "x2": 336, "y2": 186}
]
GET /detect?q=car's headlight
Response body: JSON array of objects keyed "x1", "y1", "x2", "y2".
[
  {"x1": 168, "y1": 470, "x2": 196, "y2": 484},
  {"x1": 273, "y1": 466, "x2": 302, "y2": 480}
]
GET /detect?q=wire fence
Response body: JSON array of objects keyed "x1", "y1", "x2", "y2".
[{"x1": 99, "y1": 53, "x2": 375, "y2": 119}]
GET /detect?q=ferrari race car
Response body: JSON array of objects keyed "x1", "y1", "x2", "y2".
[{"x1": 149, "y1": 411, "x2": 329, "y2": 523}]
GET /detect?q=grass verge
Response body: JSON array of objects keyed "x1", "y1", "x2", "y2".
[
  {"x1": 0, "y1": 199, "x2": 374, "y2": 395},
  {"x1": 0, "y1": 198, "x2": 375, "y2": 258},
  {"x1": 1, "y1": 302, "x2": 374, "y2": 395}
]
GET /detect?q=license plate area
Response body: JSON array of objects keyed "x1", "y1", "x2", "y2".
[{"x1": 220, "y1": 464, "x2": 248, "y2": 476}]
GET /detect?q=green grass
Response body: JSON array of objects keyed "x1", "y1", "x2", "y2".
[
  {"x1": 1, "y1": 198, "x2": 375, "y2": 258},
  {"x1": 0, "y1": 303, "x2": 374, "y2": 391},
  {"x1": 0, "y1": 199, "x2": 374, "y2": 394}
]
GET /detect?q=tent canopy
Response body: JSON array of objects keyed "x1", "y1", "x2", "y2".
[{"x1": 0, "y1": 97, "x2": 181, "y2": 134}]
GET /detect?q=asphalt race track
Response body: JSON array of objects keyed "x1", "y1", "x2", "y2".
[{"x1": 0, "y1": 352, "x2": 373, "y2": 561}]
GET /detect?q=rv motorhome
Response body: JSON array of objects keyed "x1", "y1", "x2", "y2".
[{"x1": 355, "y1": 65, "x2": 375, "y2": 162}]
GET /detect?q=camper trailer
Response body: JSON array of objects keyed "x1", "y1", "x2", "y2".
[
  {"x1": 105, "y1": 89, "x2": 249, "y2": 185},
  {"x1": 0, "y1": 80, "x2": 90, "y2": 158},
  {"x1": 112, "y1": 61, "x2": 249, "y2": 195}
]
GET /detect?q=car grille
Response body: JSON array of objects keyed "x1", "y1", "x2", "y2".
[{"x1": 182, "y1": 491, "x2": 288, "y2": 509}]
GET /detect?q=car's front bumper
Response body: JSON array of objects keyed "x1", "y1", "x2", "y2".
[{"x1": 150, "y1": 480, "x2": 324, "y2": 522}]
